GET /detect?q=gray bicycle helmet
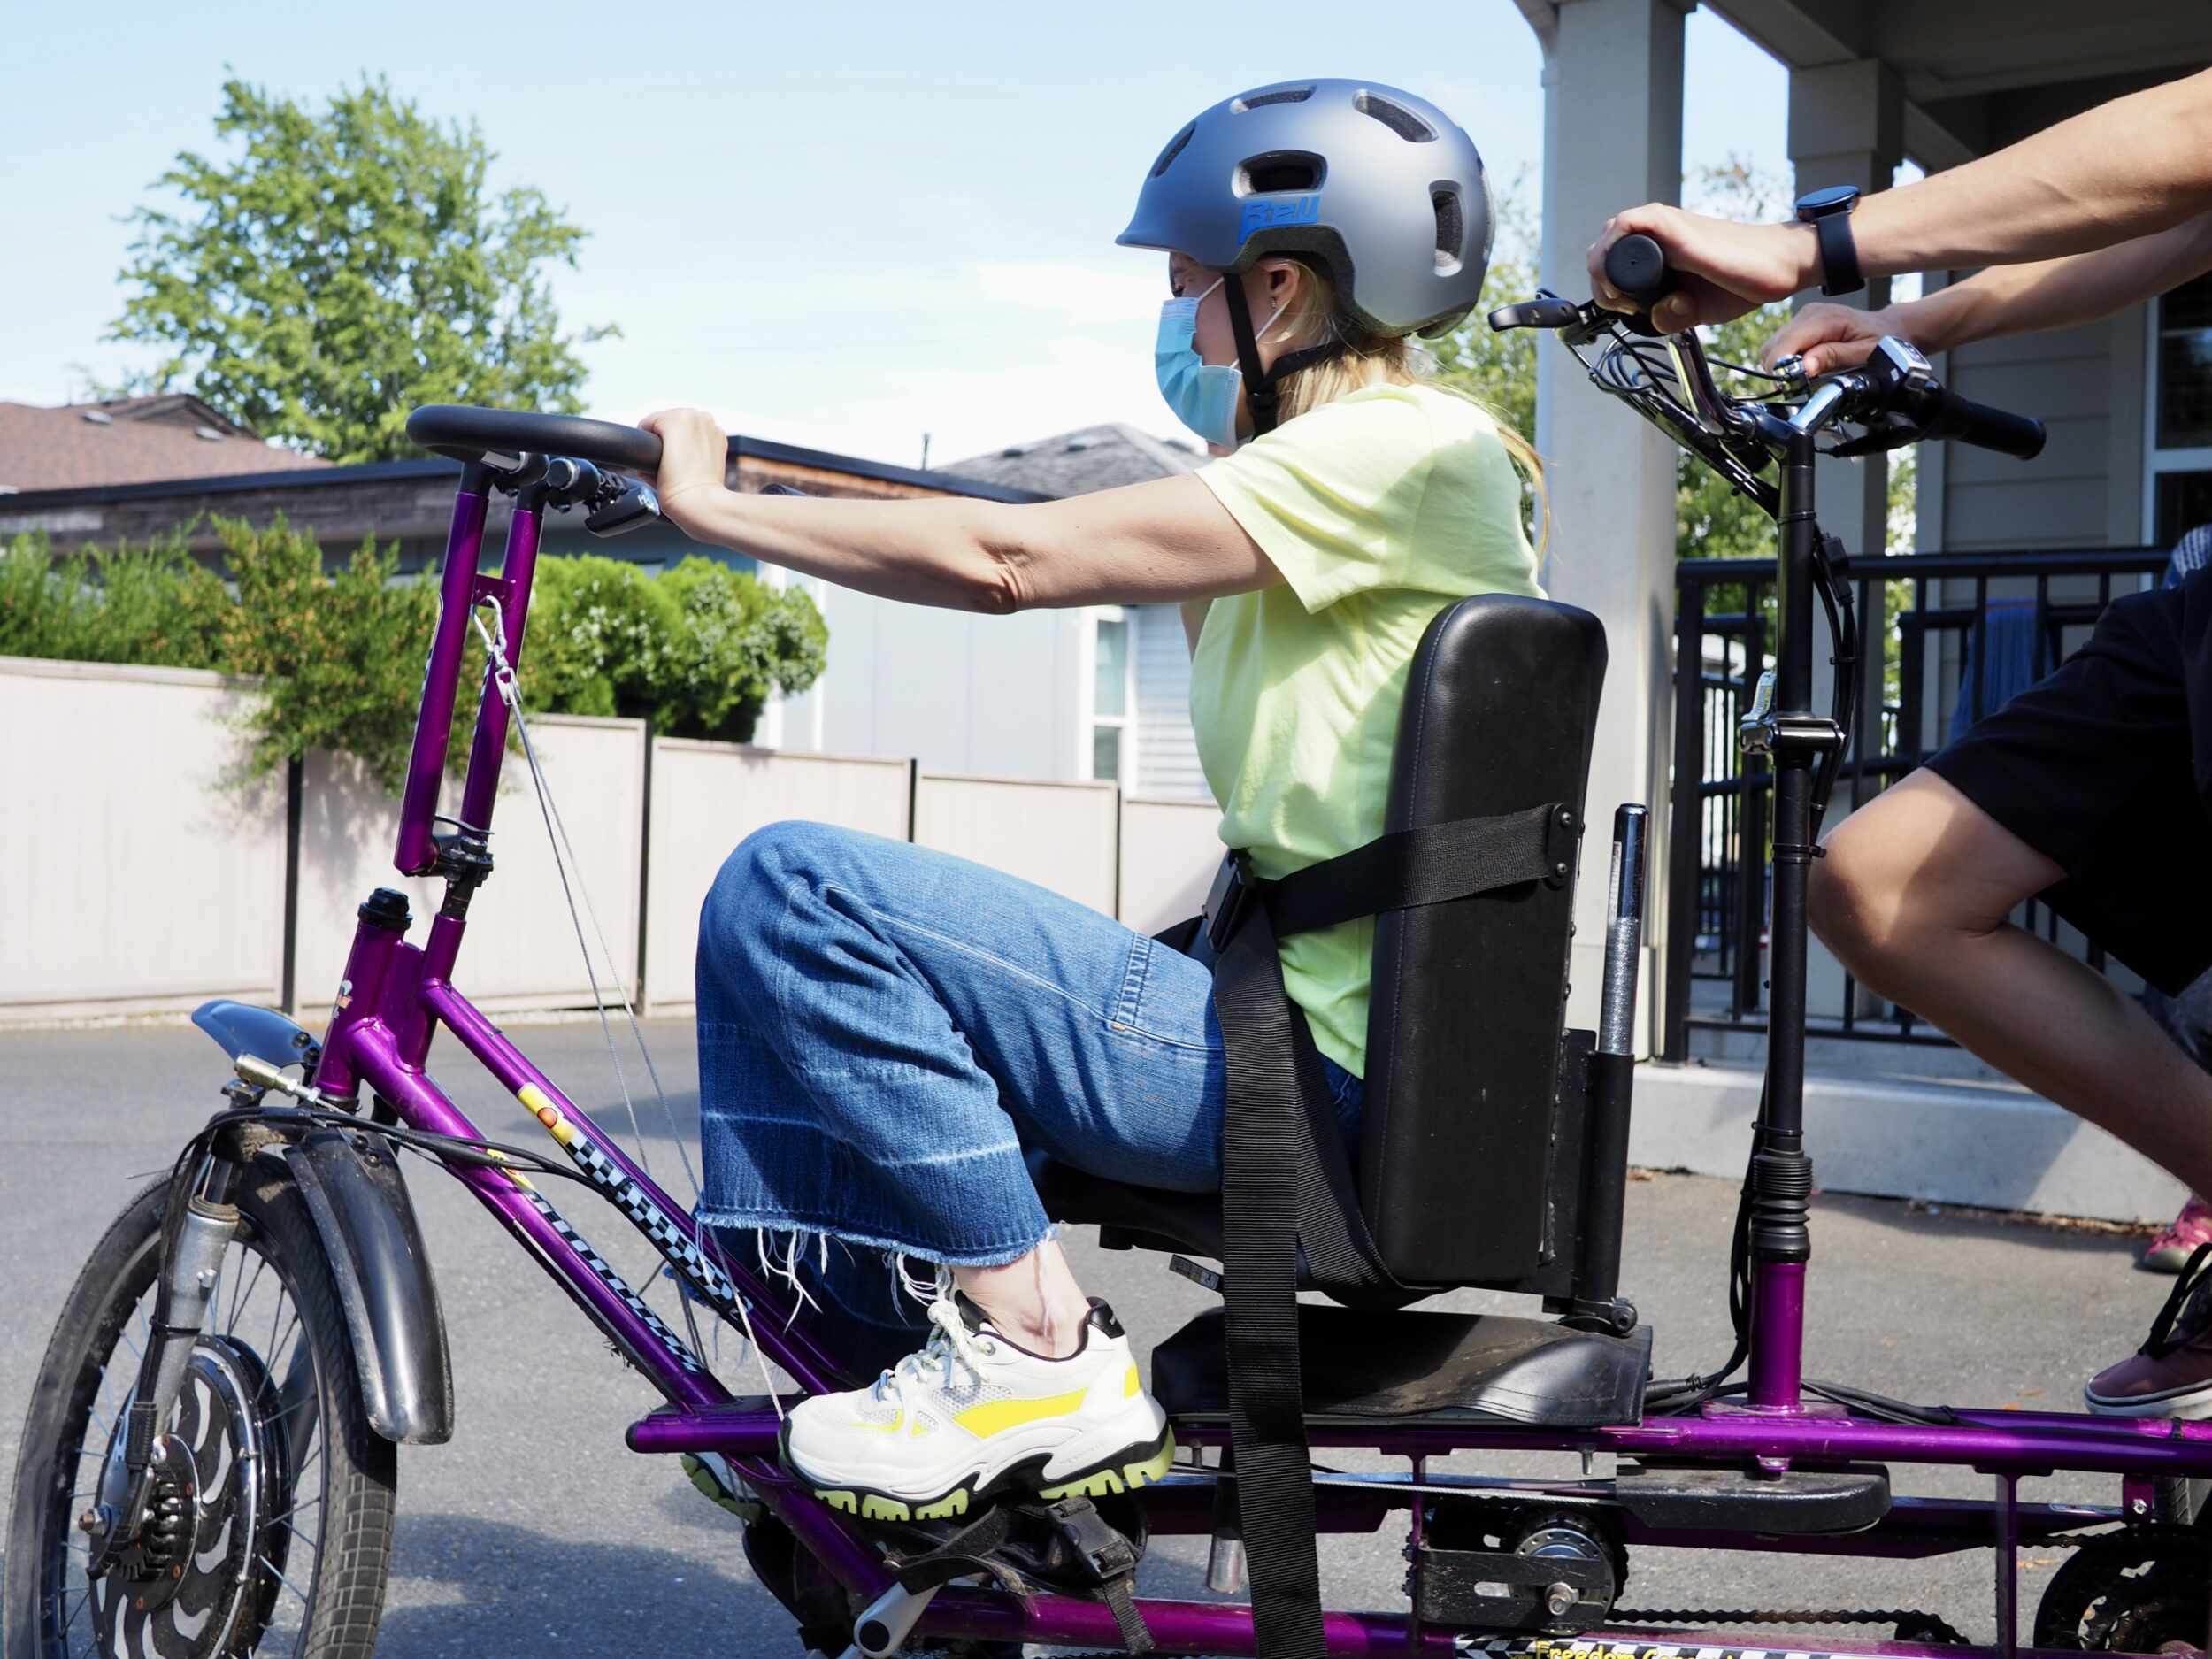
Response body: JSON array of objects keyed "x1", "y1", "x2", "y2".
[{"x1": 1118, "y1": 78, "x2": 1494, "y2": 341}]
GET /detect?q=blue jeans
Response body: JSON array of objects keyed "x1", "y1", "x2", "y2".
[{"x1": 694, "y1": 821, "x2": 1363, "y2": 1373}]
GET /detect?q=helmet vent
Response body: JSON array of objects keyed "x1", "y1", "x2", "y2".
[
  {"x1": 1232, "y1": 86, "x2": 1314, "y2": 112},
  {"x1": 1432, "y1": 186, "x2": 1464, "y2": 274},
  {"x1": 1235, "y1": 151, "x2": 1325, "y2": 196},
  {"x1": 1150, "y1": 123, "x2": 1196, "y2": 178},
  {"x1": 1356, "y1": 89, "x2": 1438, "y2": 143}
]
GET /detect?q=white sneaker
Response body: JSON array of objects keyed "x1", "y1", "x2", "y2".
[{"x1": 780, "y1": 1293, "x2": 1173, "y2": 1523}]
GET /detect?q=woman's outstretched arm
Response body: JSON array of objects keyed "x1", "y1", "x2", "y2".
[{"x1": 641, "y1": 407, "x2": 1279, "y2": 613}]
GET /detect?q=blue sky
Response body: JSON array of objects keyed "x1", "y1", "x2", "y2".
[{"x1": 0, "y1": 1, "x2": 1788, "y2": 468}]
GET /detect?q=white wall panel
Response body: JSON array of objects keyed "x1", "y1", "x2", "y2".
[
  {"x1": 1115, "y1": 798, "x2": 1223, "y2": 936},
  {"x1": 913, "y1": 773, "x2": 1118, "y2": 917},
  {"x1": 293, "y1": 716, "x2": 645, "y2": 1014},
  {"x1": 0, "y1": 659, "x2": 285, "y2": 1020},
  {"x1": 644, "y1": 741, "x2": 912, "y2": 1013}
]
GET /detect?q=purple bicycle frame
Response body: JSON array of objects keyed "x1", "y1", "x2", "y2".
[{"x1": 305, "y1": 462, "x2": 2212, "y2": 1659}]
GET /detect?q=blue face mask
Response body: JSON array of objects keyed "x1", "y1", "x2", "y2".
[{"x1": 1155, "y1": 279, "x2": 1242, "y2": 449}]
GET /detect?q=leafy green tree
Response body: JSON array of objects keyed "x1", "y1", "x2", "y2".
[{"x1": 106, "y1": 76, "x2": 611, "y2": 461}]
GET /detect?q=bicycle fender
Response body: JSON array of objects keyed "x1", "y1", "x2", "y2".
[{"x1": 278, "y1": 1128, "x2": 456, "y2": 1445}]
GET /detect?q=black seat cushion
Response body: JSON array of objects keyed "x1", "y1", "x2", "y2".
[{"x1": 1151, "y1": 1305, "x2": 1648, "y2": 1426}]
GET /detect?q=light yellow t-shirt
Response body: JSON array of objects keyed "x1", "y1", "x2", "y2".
[{"x1": 1191, "y1": 380, "x2": 1543, "y2": 1079}]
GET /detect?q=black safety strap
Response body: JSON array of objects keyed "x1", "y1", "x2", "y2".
[
  {"x1": 1265, "y1": 802, "x2": 1571, "y2": 938},
  {"x1": 1200, "y1": 802, "x2": 1570, "y2": 1659},
  {"x1": 1221, "y1": 276, "x2": 1345, "y2": 438}
]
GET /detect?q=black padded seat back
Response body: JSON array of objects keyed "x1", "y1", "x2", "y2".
[{"x1": 1358, "y1": 593, "x2": 1606, "y2": 1286}]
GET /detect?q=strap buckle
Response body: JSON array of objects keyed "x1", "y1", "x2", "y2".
[{"x1": 1203, "y1": 851, "x2": 1256, "y2": 952}]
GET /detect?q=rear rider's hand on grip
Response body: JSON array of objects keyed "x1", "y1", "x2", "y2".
[
  {"x1": 1586, "y1": 203, "x2": 1821, "y2": 332},
  {"x1": 1759, "y1": 302, "x2": 1899, "y2": 377}
]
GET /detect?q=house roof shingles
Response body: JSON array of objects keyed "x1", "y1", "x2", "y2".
[
  {"x1": 941, "y1": 423, "x2": 1199, "y2": 499},
  {"x1": 0, "y1": 396, "x2": 330, "y2": 493}
]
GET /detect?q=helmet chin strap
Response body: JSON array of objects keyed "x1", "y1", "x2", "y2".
[{"x1": 1222, "y1": 274, "x2": 1346, "y2": 438}]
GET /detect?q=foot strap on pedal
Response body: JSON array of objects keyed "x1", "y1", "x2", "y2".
[{"x1": 884, "y1": 1494, "x2": 1152, "y2": 1654}]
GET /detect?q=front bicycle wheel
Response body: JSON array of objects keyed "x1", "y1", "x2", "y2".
[{"x1": 5, "y1": 1164, "x2": 396, "y2": 1658}]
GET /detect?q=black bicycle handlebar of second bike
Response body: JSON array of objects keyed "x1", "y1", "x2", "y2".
[{"x1": 1599, "y1": 234, "x2": 2044, "y2": 460}]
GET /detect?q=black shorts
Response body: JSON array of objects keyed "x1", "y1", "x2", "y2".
[{"x1": 1924, "y1": 571, "x2": 2212, "y2": 995}]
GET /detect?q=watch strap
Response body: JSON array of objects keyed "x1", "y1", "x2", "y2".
[{"x1": 1811, "y1": 205, "x2": 1863, "y2": 298}]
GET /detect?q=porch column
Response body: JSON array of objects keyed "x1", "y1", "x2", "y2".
[
  {"x1": 1787, "y1": 59, "x2": 1905, "y2": 571},
  {"x1": 1787, "y1": 60, "x2": 1903, "y2": 1025},
  {"x1": 1525, "y1": 0, "x2": 1688, "y2": 1050}
]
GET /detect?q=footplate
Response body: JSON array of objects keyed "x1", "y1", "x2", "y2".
[{"x1": 1612, "y1": 1459, "x2": 1892, "y2": 1534}]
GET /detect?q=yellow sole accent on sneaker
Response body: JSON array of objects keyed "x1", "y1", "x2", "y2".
[
  {"x1": 914, "y1": 1489, "x2": 970, "y2": 1520},
  {"x1": 861, "y1": 1494, "x2": 913, "y2": 1521},
  {"x1": 1039, "y1": 1430, "x2": 1177, "y2": 1501},
  {"x1": 818, "y1": 1489, "x2": 859, "y2": 1515}
]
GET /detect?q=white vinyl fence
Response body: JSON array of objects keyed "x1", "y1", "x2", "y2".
[
  {"x1": 0, "y1": 658, "x2": 1226, "y2": 1025},
  {"x1": 1, "y1": 659, "x2": 287, "y2": 1022},
  {"x1": 293, "y1": 718, "x2": 648, "y2": 1012},
  {"x1": 643, "y1": 741, "x2": 913, "y2": 1015}
]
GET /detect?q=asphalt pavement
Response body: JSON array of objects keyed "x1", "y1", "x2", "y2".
[{"x1": 0, "y1": 1017, "x2": 2177, "y2": 1655}]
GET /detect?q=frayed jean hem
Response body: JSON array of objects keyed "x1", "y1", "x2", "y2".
[{"x1": 695, "y1": 1206, "x2": 1052, "y2": 1271}]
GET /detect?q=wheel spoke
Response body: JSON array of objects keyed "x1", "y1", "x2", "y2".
[
  {"x1": 258, "y1": 1553, "x2": 314, "y2": 1609},
  {"x1": 227, "y1": 1249, "x2": 267, "y2": 1337},
  {"x1": 269, "y1": 1307, "x2": 303, "y2": 1374},
  {"x1": 268, "y1": 1491, "x2": 323, "y2": 1526}
]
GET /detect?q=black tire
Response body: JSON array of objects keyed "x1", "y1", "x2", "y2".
[{"x1": 5, "y1": 1164, "x2": 396, "y2": 1658}]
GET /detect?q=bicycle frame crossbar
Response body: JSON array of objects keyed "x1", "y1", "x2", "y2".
[{"x1": 278, "y1": 431, "x2": 2212, "y2": 1659}]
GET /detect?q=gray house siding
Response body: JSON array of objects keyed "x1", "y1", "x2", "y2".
[
  {"x1": 1132, "y1": 603, "x2": 1209, "y2": 801},
  {"x1": 1937, "y1": 305, "x2": 2147, "y2": 551}
]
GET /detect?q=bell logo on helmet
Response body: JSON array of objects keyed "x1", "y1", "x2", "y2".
[{"x1": 1238, "y1": 194, "x2": 1321, "y2": 242}]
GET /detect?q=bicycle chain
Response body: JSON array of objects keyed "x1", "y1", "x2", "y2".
[{"x1": 1609, "y1": 1606, "x2": 1971, "y2": 1645}]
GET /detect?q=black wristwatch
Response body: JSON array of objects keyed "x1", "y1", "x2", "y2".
[{"x1": 1795, "y1": 184, "x2": 1864, "y2": 298}]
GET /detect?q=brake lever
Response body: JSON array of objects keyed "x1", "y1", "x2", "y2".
[{"x1": 1486, "y1": 296, "x2": 1585, "y2": 332}]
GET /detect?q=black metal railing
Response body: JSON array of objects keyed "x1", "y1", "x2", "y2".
[{"x1": 1663, "y1": 545, "x2": 2165, "y2": 1061}]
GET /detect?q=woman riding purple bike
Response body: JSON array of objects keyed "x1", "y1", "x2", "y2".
[{"x1": 638, "y1": 80, "x2": 1544, "y2": 1524}]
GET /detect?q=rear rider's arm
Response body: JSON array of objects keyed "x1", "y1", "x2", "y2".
[
  {"x1": 1589, "y1": 65, "x2": 2212, "y2": 333},
  {"x1": 641, "y1": 408, "x2": 1280, "y2": 612}
]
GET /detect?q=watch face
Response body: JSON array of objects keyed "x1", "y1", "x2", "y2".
[{"x1": 1797, "y1": 184, "x2": 1859, "y2": 217}]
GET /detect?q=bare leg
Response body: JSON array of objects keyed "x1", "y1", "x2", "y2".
[
  {"x1": 954, "y1": 1238, "x2": 1096, "y2": 1359},
  {"x1": 1812, "y1": 769, "x2": 2212, "y2": 1196}
]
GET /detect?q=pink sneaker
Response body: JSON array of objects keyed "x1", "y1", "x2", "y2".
[
  {"x1": 2088, "y1": 1244, "x2": 2212, "y2": 1418},
  {"x1": 2141, "y1": 1194, "x2": 2212, "y2": 1273}
]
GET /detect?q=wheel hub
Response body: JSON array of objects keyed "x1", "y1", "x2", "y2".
[{"x1": 90, "y1": 1338, "x2": 283, "y2": 1659}]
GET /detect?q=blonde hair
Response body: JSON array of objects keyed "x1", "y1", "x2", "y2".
[{"x1": 1262, "y1": 260, "x2": 1548, "y2": 553}]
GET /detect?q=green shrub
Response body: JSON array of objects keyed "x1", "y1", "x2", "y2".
[
  {"x1": 2, "y1": 523, "x2": 828, "y2": 791},
  {"x1": 215, "y1": 515, "x2": 468, "y2": 791},
  {"x1": 654, "y1": 557, "x2": 827, "y2": 742},
  {"x1": 0, "y1": 533, "x2": 229, "y2": 669}
]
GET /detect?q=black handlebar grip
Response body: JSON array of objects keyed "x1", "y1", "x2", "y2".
[
  {"x1": 1925, "y1": 388, "x2": 2047, "y2": 461},
  {"x1": 1604, "y1": 234, "x2": 1673, "y2": 306}
]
